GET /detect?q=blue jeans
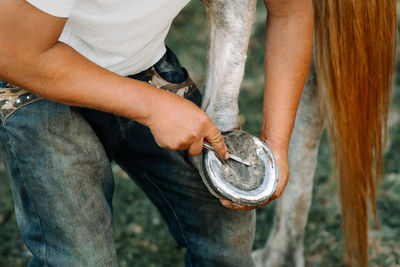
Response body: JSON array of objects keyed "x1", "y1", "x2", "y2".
[{"x1": 0, "y1": 48, "x2": 255, "y2": 266}]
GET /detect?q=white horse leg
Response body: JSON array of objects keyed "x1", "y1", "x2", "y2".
[
  {"x1": 190, "y1": 0, "x2": 256, "y2": 175},
  {"x1": 201, "y1": 0, "x2": 256, "y2": 131},
  {"x1": 252, "y1": 63, "x2": 324, "y2": 267}
]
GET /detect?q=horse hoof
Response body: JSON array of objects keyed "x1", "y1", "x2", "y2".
[{"x1": 201, "y1": 130, "x2": 278, "y2": 207}]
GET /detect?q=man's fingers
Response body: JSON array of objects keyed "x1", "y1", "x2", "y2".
[
  {"x1": 188, "y1": 139, "x2": 204, "y2": 156},
  {"x1": 219, "y1": 198, "x2": 273, "y2": 210},
  {"x1": 204, "y1": 125, "x2": 229, "y2": 160},
  {"x1": 219, "y1": 199, "x2": 255, "y2": 210},
  {"x1": 220, "y1": 199, "x2": 243, "y2": 210}
]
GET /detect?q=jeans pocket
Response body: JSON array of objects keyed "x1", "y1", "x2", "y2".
[{"x1": 0, "y1": 82, "x2": 42, "y2": 124}]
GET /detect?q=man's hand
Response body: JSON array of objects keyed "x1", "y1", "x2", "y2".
[
  {"x1": 218, "y1": 139, "x2": 289, "y2": 211},
  {"x1": 260, "y1": 138, "x2": 289, "y2": 201},
  {"x1": 144, "y1": 90, "x2": 229, "y2": 159}
]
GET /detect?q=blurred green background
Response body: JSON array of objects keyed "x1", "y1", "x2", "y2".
[{"x1": 1, "y1": 1, "x2": 399, "y2": 266}]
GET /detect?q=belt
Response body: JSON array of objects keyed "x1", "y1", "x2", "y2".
[{"x1": 0, "y1": 83, "x2": 42, "y2": 121}]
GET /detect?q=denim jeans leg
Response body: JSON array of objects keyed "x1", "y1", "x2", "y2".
[
  {"x1": 0, "y1": 99, "x2": 117, "y2": 266},
  {"x1": 114, "y1": 91, "x2": 256, "y2": 266},
  {"x1": 111, "y1": 47, "x2": 256, "y2": 266},
  {"x1": 116, "y1": 137, "x2": 256, "y2": 267}
]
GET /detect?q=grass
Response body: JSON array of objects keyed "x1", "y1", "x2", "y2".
[{"x1": 0, "y1": 1, "x2": 399, "y2": 266}]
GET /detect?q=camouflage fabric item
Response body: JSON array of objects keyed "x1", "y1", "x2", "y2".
[
  {"x1": 131, "y1": 66, "x2": 198, "y2": 98},
  {"x1": 0, "y1": 83, "x2": 42, "y2": 122}
]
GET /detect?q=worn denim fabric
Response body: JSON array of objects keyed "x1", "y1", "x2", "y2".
[{"x1": 0, "y1": 48, "x2": 256, "y2": 267}]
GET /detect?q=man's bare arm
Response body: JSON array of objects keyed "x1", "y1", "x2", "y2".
[
  {"x1": 262, "y1": 0, "x2": 313, "y2": 198},
  {"x1": 0, "y1": 0, "x2": 229, "y2": 158}
]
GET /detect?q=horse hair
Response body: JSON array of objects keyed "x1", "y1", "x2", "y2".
[{"x1": 314, "y1": 1, "x2": 397, "y2": 265}]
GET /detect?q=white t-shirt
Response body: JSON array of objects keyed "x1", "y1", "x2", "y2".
[{"x1": 26, "y1": 0, "x2": 190, "y2": 75}]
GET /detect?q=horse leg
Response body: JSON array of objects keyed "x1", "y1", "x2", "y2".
[
  {"x1": 201, "y1": 0, "x2": 256, "y2": 131},
  {"x1": 252, "y1": 63, "x2": 324, "y2": 267},
  {"x1": 190, "y1": 0, "x2": 256, "y2": 176}
]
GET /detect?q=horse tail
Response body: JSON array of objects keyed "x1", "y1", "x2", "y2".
[{"x1": 313, "y1": 1, "x2": 397, "y2": 265}]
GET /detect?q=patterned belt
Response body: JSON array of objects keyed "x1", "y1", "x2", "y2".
[{"x1": 0, "y1": 83, "x2": 42, "y2": 122}]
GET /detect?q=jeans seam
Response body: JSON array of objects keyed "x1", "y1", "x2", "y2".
[
  {"x1": 141, "y1": 171, "x2": 193, "y2": 267},
  {"x1": 3, "y1": 127, "x2": 49, "y2": 266}
]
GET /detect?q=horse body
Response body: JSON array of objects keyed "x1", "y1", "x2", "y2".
[{"x1": 200, "y1": 0, "x2": 397, "y2": 266}]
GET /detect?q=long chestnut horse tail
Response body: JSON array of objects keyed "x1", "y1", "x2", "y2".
[{"x1": 313, "y1": 1, "x2": 397, "y2": 266}]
